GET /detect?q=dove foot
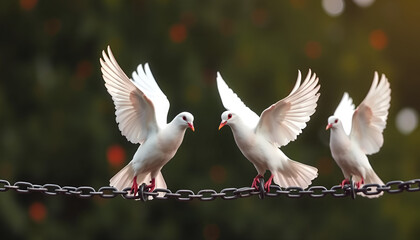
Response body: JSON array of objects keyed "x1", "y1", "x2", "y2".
[
  {"x1": 145, "y1": 178, "x2": 156, "y2": 192},
  {"x1": 264, "y1": 175, "x2": 274, "y2": 192},
  {"x1": 131, "y1": 176, "x2": 139, "y2": 196},
  {"x1": 251, "y1": 174, "x2": 264, "y2": 189},
  {"x1": 340, "y1": 179, "x2": 350, "y2": 188},
  {"x1": 355, "y1": 177, "x2": 365, "y2": 189}
]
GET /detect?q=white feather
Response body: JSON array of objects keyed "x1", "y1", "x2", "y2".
[{"x1": 217, "y1": 70, "x2": 320, "y2": 189}]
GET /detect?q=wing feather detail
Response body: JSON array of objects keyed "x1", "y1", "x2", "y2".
[{"x1": 257, "y1": 70, "x2": 320, "y2": 147}]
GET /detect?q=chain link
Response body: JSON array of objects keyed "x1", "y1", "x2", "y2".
[{"x1": 0, "y1": 178, "x2": 419, "y2": 201}]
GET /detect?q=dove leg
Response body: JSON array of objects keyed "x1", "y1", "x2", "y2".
[
  {"x1": 146, "y1": 178, "x2": 156, "y2": 191},
  {"x1": 264, "y1": 174, "x2": 274, "y2": 192},
  {"x1": 340, "y1": 179, "x2": 350, "y2": 188},
  {"x1": 131, "y1": 176, "x2": 139, "y2": 196},
  {"x1": 251, "y1": 174, "x2": 264, "y2": 189}
]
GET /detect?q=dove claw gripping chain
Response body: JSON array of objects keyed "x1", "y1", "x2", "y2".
[{"x1": 1, "y1": 178, "x2": 420, "y2": 201}]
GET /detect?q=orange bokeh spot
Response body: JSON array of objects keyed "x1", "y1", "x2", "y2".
[
  {"x1": 169, "y1": 23, "x2": 187, "y2": 43},
  {"x1": 369, "y1": 29, "x2": 388, "y2": 50},
  {"x1": 203, "y1": 224, "x2": 220, "y2": 240},
  {"x1": 290, "y1": 0, "x2": 306, "y2": 8},
  {"x1": 305, "y1": 41, "x2": 322, "y2": 59},
  {"x1": 107, "y1": 144, "x2": 126, "y2": 168},
  {"x1": 20, "y1": 0, "x2": 37, "y2": 11},
  {"x1": 209, "y1": 165, "x2": 227, "y2": 184},
  {"x1": 252, "y1": 8, "x2": 268, "y2": 27},
  {"x1": 29, "y1": 202, "x2": 46, "y2": 223}
]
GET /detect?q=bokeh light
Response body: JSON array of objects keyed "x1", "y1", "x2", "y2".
[
  {"x1": 209, "y1": 165, "x2": 227, "y2": 184},
  {"x1": 107, "y1": 144, "x2": 126, "y2": 168},
  {"x1": 395, "y1": 107, "x2": 418, "y2": 135},
  {"x1": 322, "y1": 0, "x2": 345, "y2": 17},
  {"x1": 353, "y1": 0, "x2": 375, "y2": 8},
  {"x1": 169, "y1": 23, "x2": 187, "y2": 43},
  {"x1": 19, "y1": 0, "x2": 38, "y2": 11},
  {"x1": 29, "y1": 202, "x2": 47, "y2": 223},
  {"x1": 305, "y1": 41, "x2": 322, "y2": 59},
  {"x1": 203, "y1": 224, "x2": 220, "y2": 240},
  {"x1": 369, "y1": 29, "x2": 388, "y2": 50}
]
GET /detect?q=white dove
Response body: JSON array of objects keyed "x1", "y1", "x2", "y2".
[
  {"x1": 217, "y1": 70, "x2": 320, "y2": 190},
  {"x1": 326, "y1": 72, "x2": 391, "y2": 198},
  {"x1": 100, "y1": 46, "x2": 195, "y2": 196}
]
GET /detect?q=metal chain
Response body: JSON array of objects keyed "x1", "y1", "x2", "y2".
[{"x1": 0, "y1": 178, "x2": 419, "y2": 202}]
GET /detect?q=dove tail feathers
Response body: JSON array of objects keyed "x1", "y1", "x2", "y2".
[
  {"x1": 357, "y1": 169, "x2": 384, "y2": 198},
  {"x1": 272, "y1": 160, "x2": 318, "y2": 189},
  {"x1": 109, "y1": 163, "x2": 167, "y2": 191}
]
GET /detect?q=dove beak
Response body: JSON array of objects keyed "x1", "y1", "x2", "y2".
[
  {"x1": 188, "y1": 123, "x2": 195, "y2": 132},
  {"x1": 326, "y1": 123, "x2": 332, "y2": 130},
  {"x1": 218, "y1": 121, "x2": 227, "y2": 130}
]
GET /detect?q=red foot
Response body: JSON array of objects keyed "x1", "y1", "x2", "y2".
[
  {"x1": 131, "y1": 176, "x2": 138, "y2": 196},
  {"x1": 355, "y1": 177, "x2": 365, "y2": 189},
  {"x1": 251, "y1": 174, "x2": 263, "y2": 189},
  {"x1": 264, "y1": 175, "x2": 274, "y2": 192},
  {"x1": 146, "y1": 178, "x2": 156, "y2": 192},
  {"x1": 340, "y1": 179, "x2": 350, "y2": 188}
]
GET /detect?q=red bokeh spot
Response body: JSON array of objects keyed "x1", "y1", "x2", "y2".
[
  {"x1": 369, "y1": 29, "x2": 388, "y2": 50},
  {"x1": 209, "y1": 165, "x2": 227, "y2": 184},
  {"x1": 203, "y1": 224, "x2": 220, "y2": 240},
  {"x1": 44, "y1": 18, "x2": 62, "y2": 36},
  {"x1": 29, "y1": 202, "x2": 46, "y2": 223},
  {"x1": 169, "y1": 23, "x2": 187, "y2": 43},
  {"x1": 20, "y1": 0, "x2": 37, "y2": 11},
  {"x1": 107, "y1": 144, "x2": 126, "y2": 168},
  {"x1": 76, "y1": 60, "x2": 93, "y2": 79},
  {"x1": 305, "y1": 41, "x2": 322, "y2": 59}
]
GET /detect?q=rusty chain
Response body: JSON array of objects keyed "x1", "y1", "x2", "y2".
[{"x1": 0, "y1": 178, "x2": 419, "y2": 201}]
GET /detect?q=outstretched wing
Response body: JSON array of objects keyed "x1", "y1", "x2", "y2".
[
  {"x1": 350, "y1": 72, "x2": 391, "y2": 154},
  {"x1": 333, "y1": 92, "x2": 355, "y2": 135},
  {"x1": 100, "y1": 46, "x2": 162, "y2": 144},
  {"x1": 257, "y1": 70, "x2": 320, "y2": 147},
  {"x1": 216, "y1": 72, "x2": 260, "y2": 128},
  {"x1": 131, "y1": 63, "x2": 170, "y2": 129}
]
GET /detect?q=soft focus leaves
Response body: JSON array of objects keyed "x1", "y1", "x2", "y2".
[{"x1": 1, "y1": 0, "x2": 420, "y2": 239}]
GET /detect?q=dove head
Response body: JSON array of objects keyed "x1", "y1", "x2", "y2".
[
  {"x1": 176, "y1": 112, "x2": 195, "y2": 132},
  {"x1": 326, "y1": 116, "x2": 341, "y2": 130},
  {"x1": 218, "y1": 111, "x2": 237, "y2": 130}
]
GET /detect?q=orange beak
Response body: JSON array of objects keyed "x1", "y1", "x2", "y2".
[
  {"x1": 218, "y1": 121, "x2": 227, "y2": 130},
  {"x1": 326, "y1": 123, "x2": 332, "y2": 130},
  {"x1": 188, "y1": 123, "x2": 195, "y2": 132}
]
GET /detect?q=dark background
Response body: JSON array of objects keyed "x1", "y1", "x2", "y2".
[{"x1": 1, "y1": 0, "x2": 420, "y2": 239}]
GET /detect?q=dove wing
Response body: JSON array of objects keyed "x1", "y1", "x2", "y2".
[
  {"x1": 257, "y1": 70, "x2": 320, "y2": 147},
  {"x1": 333, "y1": 92, "x2": 355, "y2": 135},
  {"x1": 350, "y1": 72, "x2": 391, "y2": 154},
  {"x1": 131, "y1": 63, "x2": 170, "y2": 129},
  {"x1": 216, "y1": 72, "x2": 260, "y2": 128},
  {"x1": 100, "y1": 46, "x2": 162, "y2": 144}
]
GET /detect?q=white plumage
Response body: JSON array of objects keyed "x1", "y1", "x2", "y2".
[
  {"x1": 100, "y1": 46, "x2": 195, "y2": 196},
  {"x1": 326, "y1": 72, "x2": 391, "y2": 198},
  {"x1": 217, "y1": 70, "x2": 320, "y2": 190}
]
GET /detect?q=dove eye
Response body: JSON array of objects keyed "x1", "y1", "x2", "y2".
[
  {"x1": 182, "y1": 116, "x2": 187, "y2": 121},
  {"x1": 228, "y1": 114, "x2": 232, "y2": 119},
  {"x1": 334, "y1": 119, "x2": 338, "y2": 123}
]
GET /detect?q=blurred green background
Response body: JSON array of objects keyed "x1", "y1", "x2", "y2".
[{"x1": 1, "y1": 0, "x2": 420, "y2": 239}]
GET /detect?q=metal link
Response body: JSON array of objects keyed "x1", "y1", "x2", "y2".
[
  {"x1": 0, "y1": 178, "x2": 419, "y2": 201},
  {"x1": 406, "y1": 179, "x2": 420, "y2": 192},
  {"x1": 0, "y1": 179, "x2": 11, "y2": 192}
]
